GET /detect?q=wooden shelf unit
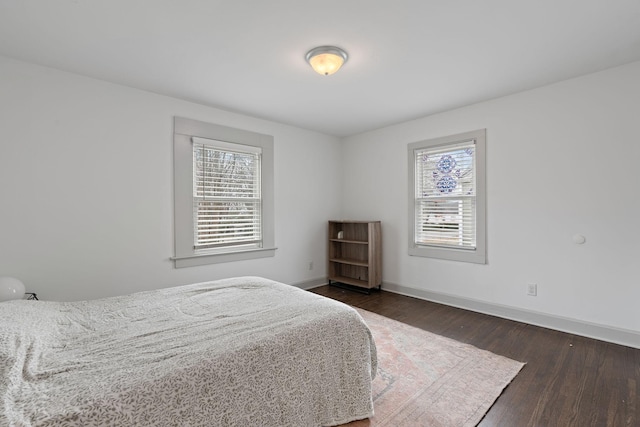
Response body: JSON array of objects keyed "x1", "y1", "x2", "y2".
[{"x1": 328, "y1": 220, "x2": 381, "y2": 291}]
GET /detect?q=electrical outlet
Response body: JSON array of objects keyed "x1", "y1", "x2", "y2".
[
  {"x1": 308, "y1": 261, "x2": 313, "y2": 271},
  {"x1": 527, "y1": 283, "x2": 537, "y2": 296}
]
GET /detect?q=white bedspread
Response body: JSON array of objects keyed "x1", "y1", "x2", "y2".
[{"x1": 0, "y1": 277, "x2": 377, "y2": 426}]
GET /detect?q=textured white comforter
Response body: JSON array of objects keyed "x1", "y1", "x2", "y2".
[{"x1": 0, "y1": 277, "x2": 377, "y2": 426}]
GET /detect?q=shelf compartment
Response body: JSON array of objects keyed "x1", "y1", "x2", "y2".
[
  {"x1": 328, "y1": 275, "x2": 370, "y2": 289},
  {"x1": 329, "y1": 263, "x2": 369, "y2": 285},
  {"x1": 328, "y1": 221, "x2": 372, "y2": 242},
  {"x1": 329, "y1": 241, "x2": 368, "y2": 262},
  {"x1": 329, "y1": 257, "x2": 369, "y2": 267}
]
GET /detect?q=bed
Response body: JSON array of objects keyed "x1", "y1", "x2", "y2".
[{"x1": 0, "y1": 276, "x2": 377, "y2": 426}]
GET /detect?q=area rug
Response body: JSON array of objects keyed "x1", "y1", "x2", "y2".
[{"x1": 347, "y1": 308, "x2": 525, "y2": 427}]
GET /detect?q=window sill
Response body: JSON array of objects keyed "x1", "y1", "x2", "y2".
[
  {"x1": 172, "y1": 247, "x2": 277, "y2": 268},
  {"x1": 409, "y1": 245, "x2": 486, "y2": 264}
]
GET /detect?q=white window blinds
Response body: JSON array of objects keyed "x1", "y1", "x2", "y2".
[
  {"x1": 414, "y1": 140, "x2": 476, "y2": 249},
  {"x1": 192, "y1": 137, "x2": 262, "y2": 251}
]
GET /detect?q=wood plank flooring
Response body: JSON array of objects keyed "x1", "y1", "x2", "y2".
[{"x1": 310, "y1": 285, "x2": 640, "y2": 427}]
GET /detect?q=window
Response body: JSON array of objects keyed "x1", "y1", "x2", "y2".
[
  {"x1": 192, "y1": 139, "x2": 262, "y2": 251},
  {"x1": 173, "y1": 117, "x2": 275, "y2": 268},
  {"x1": 408, "y1": 129, "x2": 486, "y2": 264}
]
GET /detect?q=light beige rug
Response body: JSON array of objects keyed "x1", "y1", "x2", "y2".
[{"x1": 346, "y1": 308, "x2": 525, "y2": 427}]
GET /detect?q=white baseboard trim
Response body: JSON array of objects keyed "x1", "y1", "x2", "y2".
[
  {"x1": 290, "y1": 277, "x2": 328, "y2": 290},
  {"x1": 382, "y1": 281, "x2": 640, "y2": 350}
]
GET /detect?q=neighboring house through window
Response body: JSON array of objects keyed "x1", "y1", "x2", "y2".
[
  {"x1": 173, "y1": 117, "x2": 275, "y2": 268},
  {"x1": 408, "y1": 129, "x2": 486, "y2": 264}
]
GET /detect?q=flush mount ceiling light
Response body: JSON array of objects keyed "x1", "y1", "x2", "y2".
[
  {"x1": 305, "y1": 46, "x2": 348, "y2": 76},
  {"x1": 0, "y1": 277, "x2": 25, "y2": 302}
]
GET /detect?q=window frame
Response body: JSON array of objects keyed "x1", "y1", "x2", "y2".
[
  {"x1": 173, "y1": 117, "x2": 276, "y2": 268},
  {"x1": 408, "y1": 129, "x2": 486, "y2": 264}
]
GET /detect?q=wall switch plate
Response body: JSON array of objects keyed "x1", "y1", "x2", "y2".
[{"x1": 527, "y1": 283, "x2": 537, "y2": 296}]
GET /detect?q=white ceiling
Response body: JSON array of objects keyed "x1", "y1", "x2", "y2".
[{"x1": 1, "y1": 0, "x2": 640, "y2": 137}]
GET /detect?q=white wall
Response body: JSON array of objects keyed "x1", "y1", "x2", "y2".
[
  {"x1": 0, "y1": 56, "x2": 343, "y2": 301},
  {"x1": 341, "y1": 61, "x2": 640, "y2": 340}
]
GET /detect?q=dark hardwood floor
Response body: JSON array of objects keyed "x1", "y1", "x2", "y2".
[{"x1": 311, "y1": 285, "x2": 640, "y2": 427}]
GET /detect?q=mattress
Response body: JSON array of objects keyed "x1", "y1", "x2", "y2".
[{"x1": 0, "y1": 276, "x2": 377, "y2": 426}]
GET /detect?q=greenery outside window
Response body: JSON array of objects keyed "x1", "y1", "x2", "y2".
[{"x1": 173, "y1": 117, "x2": 275, "y2": 268}]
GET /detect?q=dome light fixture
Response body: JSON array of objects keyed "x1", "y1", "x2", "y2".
[
  {"x1": 305, "y1": 46, "x2": 348, "y2": 76},
  {"x1": 0, "y1": 277, "x2": 25, "y2": 302}
]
